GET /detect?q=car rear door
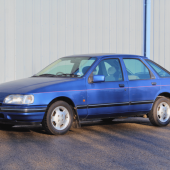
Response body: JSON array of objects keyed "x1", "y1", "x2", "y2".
[
  {"x1": 85, "y1": 57, "x2": 129, "y2": 119},
  {"x1": 122, "y1": 57, "x2": 160, "y2": 113}
]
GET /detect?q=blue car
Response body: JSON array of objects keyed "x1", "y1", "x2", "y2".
[{"x1": 0, "y1": 53, "x2": 170, "y2": 135}]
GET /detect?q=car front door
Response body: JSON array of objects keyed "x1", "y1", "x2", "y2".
[
  {"x1": 122, "y1": 57, "x2": 161, "y2": 113},
  {"x1": 85, "y1": 58, "x2": 129, "y2": 119}
]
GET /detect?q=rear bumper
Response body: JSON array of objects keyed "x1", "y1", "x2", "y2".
[{"x1": 0, "y1": 105, "x2": 47, "y2": 125}]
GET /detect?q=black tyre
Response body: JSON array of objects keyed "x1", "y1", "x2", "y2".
[
  {"x1": 101, "y1": 118, "x2": 114, "y2": 122},
  {"x1": 42, "y1": 101, "x2": 73, "y2": 135},
  {"x1": 149, "y1": 97, "x2": 170, "y2": 126}
]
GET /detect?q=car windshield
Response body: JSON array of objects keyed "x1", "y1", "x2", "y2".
[{"x1": 35, "y1": 57, "x2": 96, "y2": 77}]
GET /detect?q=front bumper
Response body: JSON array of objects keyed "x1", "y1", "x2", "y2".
[{"x1": 0, "y1": 105, "x2": 47, "y2": 125}]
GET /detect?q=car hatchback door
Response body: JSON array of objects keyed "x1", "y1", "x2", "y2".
[{"x1": 85, "y1": 58, "x2": 129, "y2": 119}]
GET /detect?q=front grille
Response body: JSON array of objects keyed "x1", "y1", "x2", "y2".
[
  {"x1": 0, "y1": 103, "x2": 2, "y2": 106},
  {"x1": 0, "y1": 113, "x2": 4, "y2": 118}
]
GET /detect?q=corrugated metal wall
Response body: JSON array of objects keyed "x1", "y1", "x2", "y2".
[
  {"x1": 0, "y1": 0, "x2": 16, "y2": 83},
  {"x1": 150, "y1": 0, "x2": 170, "y2": 71},
  {"x1": 0, "y1": 0, "x2": 144, "y2": 83}
]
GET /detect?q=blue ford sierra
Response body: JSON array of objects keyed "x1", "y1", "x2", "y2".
[{"x1": 0, "y1": 53, "x2": 170, "y2": 135}]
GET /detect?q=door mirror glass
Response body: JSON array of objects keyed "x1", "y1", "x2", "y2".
[{"x1": 93, "y1": 75, "x2": 105, "y2": 83}]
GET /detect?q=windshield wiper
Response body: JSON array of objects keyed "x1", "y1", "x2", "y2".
[
  {"x1": 33, "y1": 74, "x2": 57, "y2": 77},
  {"x1": 56, "y1": 74, "x2": 79, "y2": 77},
  {"x1": 32, "y1": 73, "x2": 79, "y2": 78}
]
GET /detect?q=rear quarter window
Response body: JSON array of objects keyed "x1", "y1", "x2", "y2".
[{"x1": 146, "y1": 60, "x2": 170, "y2": 78}]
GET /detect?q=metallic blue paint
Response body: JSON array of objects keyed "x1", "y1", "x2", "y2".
[
  {"x1": 0, "y1": 54, "x2": 169, "y2": 125},
  {"x1": 86, "y1": 80, "x2": 129, "y2": 119},
  {"x1": 93, "y1": 75, "x2": 105, "y2": 83}
]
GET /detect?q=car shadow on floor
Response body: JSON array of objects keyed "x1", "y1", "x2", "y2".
[
  {"x1": 80, "y1": 117, "x2": 152, "y2": 127},
  {"x1": 0, "y1": 117, "x2": 153, "y2": 135},
  {"x1": 0, "y1": 124, "x2": 42, "y2": 133}
]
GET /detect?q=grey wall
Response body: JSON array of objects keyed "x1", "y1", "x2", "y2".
[
  {"x1": 0, "y1": 0, "x2": 144, "y2": 83},
  {"x1": 150, "y1": 0, "x2": 170, "y2": 71}
]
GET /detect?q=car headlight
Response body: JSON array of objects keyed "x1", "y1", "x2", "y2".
[{"x1": 3, "y1": 95, "x2": 34, "y2": 104}]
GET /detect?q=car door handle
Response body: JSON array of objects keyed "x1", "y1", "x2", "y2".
[
  {"x1": 152, "y1": 82, "x2": 157, "y2": 85},
  {"x1": 119, "y1": 84, "x2": 125, "y2": 87}
]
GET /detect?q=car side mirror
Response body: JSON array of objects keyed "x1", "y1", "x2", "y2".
[{"x1": 93, "y1": 75, "x2": 105, "y2": 83}]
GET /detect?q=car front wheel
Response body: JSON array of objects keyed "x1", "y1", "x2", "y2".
[
  {"x1": 149, "y1": 97, "x2": 170, "y2": 126},
  {"x1": 43, "y1": 101, "x2": 73, "y2": 135}
]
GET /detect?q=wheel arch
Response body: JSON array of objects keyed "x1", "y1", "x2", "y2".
[
  {"x1": 45, "y1": 96, "x2": 80, "y2": 128},
  {"x1": 48, "y1": 96, "x2": 76, "y2": 108},
  {"x1": 155, "y1": 92, "x2": 170, "y2": 100},
  {"x1": 149, "y1": 91, "x2": 170, "y2": 113}
]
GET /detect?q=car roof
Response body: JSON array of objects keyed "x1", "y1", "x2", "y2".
[{"x1": 66, "y1": 53, "x2": 147, "y2": 59}]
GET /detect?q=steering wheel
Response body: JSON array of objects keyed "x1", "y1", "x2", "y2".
[{"x1": 56, "y1": 72, "x2": 64, "y2": 75}]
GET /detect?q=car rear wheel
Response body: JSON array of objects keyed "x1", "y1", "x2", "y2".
[
  {"x1": 42, "y1": 101, "x2": 73, "y2": 135},
  {"x1": 149, "y1": 97, "x2": 170, "y2": 126}
]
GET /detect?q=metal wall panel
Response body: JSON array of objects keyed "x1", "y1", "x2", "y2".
[
  {"x1": 150, "y1": 0, "x2": 170, "y2": 71},
  {"x1": 0, "y1": 0, "x2": 16, "y2": 83},
  {"x1": 0, "y1": 0, "x2": 5, "y2": 84},
  {"x1": 0, "y1": 0, "x2": 144, "y2": 83}
]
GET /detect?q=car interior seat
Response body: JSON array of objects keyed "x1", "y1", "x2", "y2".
[
  {"x1": 82, "y1": 66, "x2": 90, "y2": 75},
  {"x1": 93, "y1": 68, "x2": 97, "y2": 75},
  {"x1": 105, "y1": 67, "x2": 116, "y2": 81}
]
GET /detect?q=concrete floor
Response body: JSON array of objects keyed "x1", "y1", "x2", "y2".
[{"x1": 0, "y1": 118, "x2": 170, "y2": 170}]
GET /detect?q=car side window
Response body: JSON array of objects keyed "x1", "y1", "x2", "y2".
[
  {"x1": 93, "y1": 59, "x2": 123, "y2": 82},
  {"x1": 123, "y1": 59, "x2": 150, "y2": 80},
  {"x1": 146, "y1": 60, "x2": 170, "y2": 78}
]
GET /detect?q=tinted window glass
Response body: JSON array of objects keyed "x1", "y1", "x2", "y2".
[
  {"x1": 48, "y1": 60, "x2": 74, "y2": 74},
  {"x1": 93, "y1": 59, "x2": 123, "y2": 82},
  {"x1": 123, "y1": 59, "x2": 150, "y2": 80},
  {"x1": 36, "y1": 57, "x2": 96, "y2": 77},
  {"x1": 146, "y1": 60, "x2": 170, "y2": 77}
]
